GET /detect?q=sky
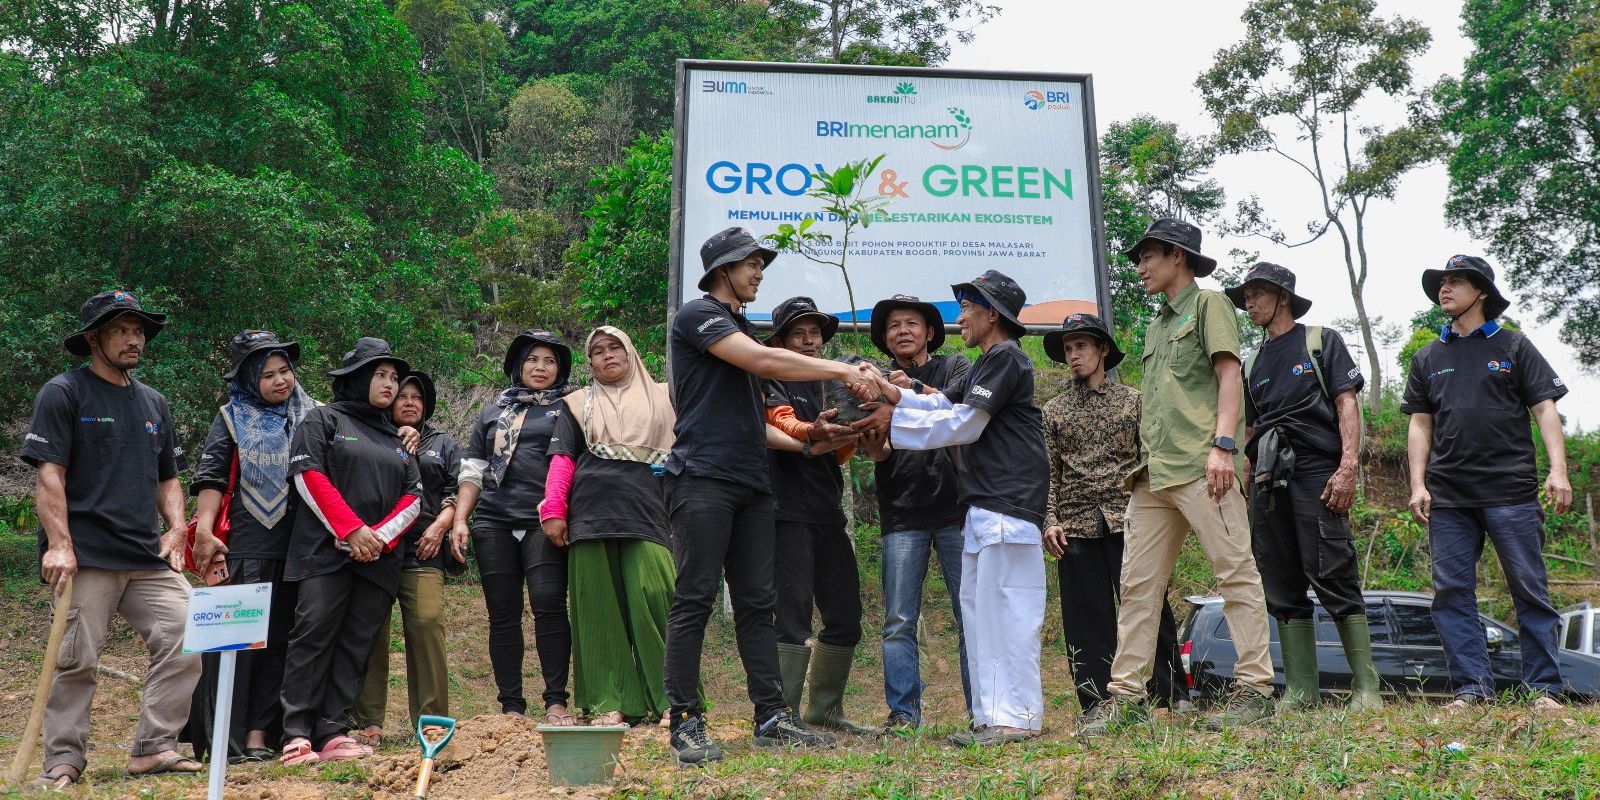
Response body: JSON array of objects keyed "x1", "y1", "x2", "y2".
[{"x1": 945, "y1": 0, "x2": 1600, "y2": 431}]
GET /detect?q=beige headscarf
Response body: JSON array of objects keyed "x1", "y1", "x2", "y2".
[{"x1": 564, "y1": 326, "x2": 675, "y2": 465}]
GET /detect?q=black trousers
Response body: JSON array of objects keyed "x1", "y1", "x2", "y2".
[
  {"x1": 473, "y1": 527, "x2": 570, "y2": 714},
  {"x1": 1248, "y1": 474, "x2": 1364, "y2": 622},
  {"x1": 775, "y1": 520, "x2": 863, "y2": 648},
  {"x1": 184, "y1": 557, "x2": 298, "y2": 759},
  {"x1": 279, "y1": 568, "x2": 393, "y2": 748},
  {"x1": 1057, "y1": 529, "x2": 1187, "y2": 710},
  {"x1": 663, "y1": 474, "x2": 785, "y2": 723}
]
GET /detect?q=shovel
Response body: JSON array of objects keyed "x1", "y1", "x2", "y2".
[
  {"x1": 7, "y1": 576, "x2": 73, "y2": 787},
  {"x1": 412, "y1": 714, "x2": 456, "y2": 800}
]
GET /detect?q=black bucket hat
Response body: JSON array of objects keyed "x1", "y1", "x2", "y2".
[
  {"x1": 1043, "y1": 313, "x2": 1125, "y2": 370},
  {"x1": 765, "y1": 296, "x2": 838, "y2": 346},
  {"x1": 328, "y1": 337, "x2": 409, "y2": 377},
  {"x1": 223, "y1": 329, "x2": 302, "y2": 380},
  {"x1": 63, "y1": 290, "x2": 168, "y2": 357},
  {"x1": 503, "y1": 329, "x2": 573, "y2": 387},
  {"x1": 698, "y1": 227, "x2": 778, "y2": 291},
  {"x1": 870, "y1": 294, "x2": 946, "y2": 356},
  {"x1": 1422, "y1": 254, "x2": 1511, "y2": 320},
  {"x1": 397, "y1": 371, "x2": 437, "y2": 421},
  {"x1": 1124, "y1": 218, "x2": 1219, "y2": 277},
  {"x1": 1224, "y1": 262, "x2": 1313, "y2": 320},
  {"x1": 951, "y1": 270, "x2": 1027, "y2": 339}
]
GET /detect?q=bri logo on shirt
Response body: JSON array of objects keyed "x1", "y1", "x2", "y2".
[
  {"x1": 971, "y1": 384, "x2": 993, "y2": 399},
  {"x1": 394, "y1": 447, "x2": 411, "y2": 462},
  {"x1": 1487, "y1": 360, "x2": 1514, "y2": 374},
  {"x1": 144, "y1": 420, "x2": 160, "y2": 435},
  {"x1": 1290, "y1": 361, "x2": 1314, "y2": 377}
]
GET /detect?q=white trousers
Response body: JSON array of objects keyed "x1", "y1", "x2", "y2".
[{"x1": 960, "y1": 540, "x2": 1046, "y2": 730}]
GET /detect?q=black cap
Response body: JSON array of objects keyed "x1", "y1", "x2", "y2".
[
  {"x1": 397, "y1": 371, "x2": 437, "y2": 421},
  {"x1": 223, "y1": 329, "x2": 302, "y2": 380},
  {"x1": 1043, "y1": 313, "x2": 1124, "y2": 370},
  {"x1": 698, "y1": 227, "x2": 778, "y2": 291},
  {"x1": 766, "y1": 296, "x2": 839, "y2": 346},
  {"x1": 1422, "y1": 254, "x2": 1511, "y2": 320},
  {"x1": 1124, "y1": 218, "x2": 1219, "y2": 277},
  {"x1": 1224, "y1": 262, "x2": 1313, "y2": 320},
  {"x1": 62, "y1": 290, "x2": 168, "y2": 357},
  {"x1": 951, "y1": 270, "x2": 1027, "y2": 339},
  {"x1": 503, "y1": 329, "x2": 573, "y2": 387},
  {"x1": 328, "y1": 337, "x2": 409, "y2": 377},
  {"x1": 870, "y1": 294, "x2": 946, "y2": 356}
]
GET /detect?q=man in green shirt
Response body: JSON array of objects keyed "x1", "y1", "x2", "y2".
[{"x1": 1079, "y1": 219, "x2": 1275, "y2": 736}]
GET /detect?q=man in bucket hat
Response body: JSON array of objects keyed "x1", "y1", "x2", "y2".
[
  {"x1": 856, "y1": 294, "x2": 973, "y2": 732},
  {"x1": 1082, "y1": 219, "x2": 1277, "y2": 736},
  {"x1": 663, "y1": 227, "x2": 878, "y2": 764},
  {"x1": 856, "y1": 269, "x2": 1049, "y2": 746},
  {"x1": 1228, "y1": 263, "x2": 1382, "y2": 712},
  {"x1": 20, "y1": 291, "x2": 202, "y2": 787},
  {"x1": 1040, "y1": 313, "x2": 1188, "y2": 720},
  {"x1": 1404, "y1": 255, "x2": 1570, "y2": 710},
  {"x1": 760, "y1": 296, "x2": 874, "y2": 736}
]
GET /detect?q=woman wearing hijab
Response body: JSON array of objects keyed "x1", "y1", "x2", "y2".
[
  {"x1": 278, "y1": 337, "x2": 423, "y2": 765},
  {"x1": 452, "y1": 330, "x2": 576, "y2": 725},
  {"x1": 352, "y1": 372, "x2": 462, "y2": 748},
  {"x1": 540, "y1": 326, "x2": 677, "y2": 725},
  {"x1": 185, "y1": 330, "x2": 315, "y2": 762}
]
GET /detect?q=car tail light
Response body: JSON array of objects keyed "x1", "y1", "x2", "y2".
[{"x1": 1180, "y1": 640, "x2": 1194, "y2": 688}]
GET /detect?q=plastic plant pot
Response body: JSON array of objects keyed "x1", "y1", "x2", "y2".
[{"x1": 536, "y1": 725, "x2": 629, "y2": 786}]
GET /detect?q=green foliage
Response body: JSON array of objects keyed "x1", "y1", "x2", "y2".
[
  {"x1": 767, "y1": 0, "x2": 999, "y2": 65},
  {"x1": 397, "y1": 0, "x2": 514, "y2": 164},
  {"x1": 0, "y1": 1, "x2": 494, "y2": 448},
  {"x1": 570, "y1": 132, "x2": 674, "y2": 359},
  {"x1": 1435, "y1": 0, "x2": 1600, "y2": 366}
]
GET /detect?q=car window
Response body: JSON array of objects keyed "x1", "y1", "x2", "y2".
[
  {"x1": 1391, "y1": 602, "x2": 1444, "y2": 647},
  {"x1": 1212, "y1": 609, "x2": 1231, "y2": 641},
  {"x1": 1591, "y1": 613, "x2": 1600, "y2": 654},
  {"x1": 1315, "y1": 610, "x2": 1339, "y2": 644},
  {"x1": 1566, "y1": 615, "x2": 1584, "y2": 650}
]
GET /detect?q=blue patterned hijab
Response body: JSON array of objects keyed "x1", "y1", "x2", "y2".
[{"x1": 225, "y1": 350, "x2": 317, "y2": 529}]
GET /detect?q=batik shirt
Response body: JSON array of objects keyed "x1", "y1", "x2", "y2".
[{"x1": 1042, "y1": 379, "x2": 1140, "y2": 539}]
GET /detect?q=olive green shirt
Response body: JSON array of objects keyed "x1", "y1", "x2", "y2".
[{"x1": 1133, "y1": 281, "x2": 1247, "y2": 491}]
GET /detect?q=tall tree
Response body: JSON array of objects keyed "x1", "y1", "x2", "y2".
[
  {"x1": 1197, "y1": 0, "x2": 1444, "y2": 412},
  {"x1": 767, "y1": 0, "x2": 999, "y2": 64},
  {"x1": 396, "y1": 0, "x2": 513, "y2": 164},
  {"x1": 1435, "y1": 0, "x2": 1600, "y2": 365}
]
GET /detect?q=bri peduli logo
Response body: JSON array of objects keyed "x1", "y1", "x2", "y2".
[
  {"x1": 1487, "y1": 360, "x2": 1514, "y2": 374},
  {"x1": 111, "y1": 290, "x2": 136, "y2": 302},
  {"x1": 144, "y1": 420, "x2": 159, "y2": 435},
  {"x1": 1023, "y1": 88, "x2": 1071, "y2": 111},
  {"x1": 394, "y1": 447, "x2": 411, "y2": 462},
  {"x1": 1291, "y1": 361, "x2": 1314, "y2": 377}
]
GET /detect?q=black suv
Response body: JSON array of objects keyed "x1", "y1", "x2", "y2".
[{"x1": 1180, "y1": 590, "x2": 1600, "y2": 701}]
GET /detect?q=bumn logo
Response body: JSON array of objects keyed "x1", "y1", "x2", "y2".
[{"x1": 702, "y1": 80, "x2": 747, "y2": 94}]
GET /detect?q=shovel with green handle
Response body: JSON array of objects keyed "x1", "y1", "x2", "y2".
[{"x1": 413, "y1": 715, "x2": 456, "y2": 800}]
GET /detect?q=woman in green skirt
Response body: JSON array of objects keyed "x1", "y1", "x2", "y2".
[{"x1": 539, "y1": 326, "x2": 677, "y2": 725}]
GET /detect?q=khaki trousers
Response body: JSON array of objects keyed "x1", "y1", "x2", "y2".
[
  {"x1": 353, "y1": 567, "x2": 449, "y2": 730},
  {"x1": 1107, "y1": 476, "x2": 1274, "y2": 698},
  {"x1": 43, "y1": 567, "x2": 201, "y2": 773}
]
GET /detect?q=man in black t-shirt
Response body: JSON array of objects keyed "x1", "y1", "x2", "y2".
[
  {"x1": 856, "y1": 294, "x2": 972, "y2": 731},
  {"x1": 1227, "y1": 263, "x2": 1381, "y2": 712},
  {"x1": 20, "y1": 291, "x2": 202, "y2": 787},
  {"x1": 1403, "y1": 255, "x2": 1571, "y2": 710},
  {"x1": 663, "y1": 227, "x2": 877, "y2": 765},
  {"x1": 856, "y1": 270, "x2": 1048, "y2": 747}
]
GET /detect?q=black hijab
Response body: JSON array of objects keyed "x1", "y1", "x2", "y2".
[{"x1": 330, "y1": 361, "x2": 401, "y2": 434}]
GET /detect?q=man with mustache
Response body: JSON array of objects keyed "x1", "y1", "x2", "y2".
[{"x1": 21, "y1": 291, "x2": 202, "y2": 788}]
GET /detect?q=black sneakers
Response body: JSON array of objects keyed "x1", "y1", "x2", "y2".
[
  {"x1": 753, "y1": 710, "x2": 834, "y2": 748},
  {"x1": 669, "y1": 714, "x2": 724, "y2": 766}
]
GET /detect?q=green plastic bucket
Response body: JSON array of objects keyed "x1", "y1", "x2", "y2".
[{"x1": 537, "y1": 725, "x2": 629, "y2": 786}]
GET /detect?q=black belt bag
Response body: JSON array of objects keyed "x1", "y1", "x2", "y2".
[{"x1": 1252, "y1": 427, "x2": 1295, "y2": 500}]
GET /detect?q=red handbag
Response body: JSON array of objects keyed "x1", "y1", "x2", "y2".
[{"x1": 184, "y1": 451, "x2": 239, "y2": 578}]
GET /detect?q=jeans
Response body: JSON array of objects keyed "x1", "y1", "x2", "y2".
[
  {"x1": 663, "y1": 474, "x2": 785, "y2": 723},
  {"x1": 775, "y1": 520, "x2": 863, "y2": 648},
  {"x1": 881, "y1": 523, "x2": 970, "y2": 724},
  {"x1": 1249, "y1": 474, "x2": 1365, "y2": 622},
  {"x1": 472, "y1": 527, "x2": 570, "y2": 714},
  {"x1": 1429, "y1": 502, "x2": 1563, "y2": 698}
]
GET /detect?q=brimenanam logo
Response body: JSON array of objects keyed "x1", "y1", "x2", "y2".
[
  {"x1": 868, "y1": 82, "x2": 918, "y2": 104},
  {"x1": 700, "y1": 78, "x2": 773, "y2": 96},
  {"x1": 815, "y1": 106, "x2": 972, "y2": 151},
  {"x1": 1023, "y1": 88, "x2": 1071, "y2": 111}
]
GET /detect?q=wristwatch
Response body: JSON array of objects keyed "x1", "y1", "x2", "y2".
[
  {"x1": 801, "y1": 440, "x2": 814, "y2": 457},
  {"x1": 1212, "y1": 435, "x2": 1237, "y2": 454},
  {"x1": 910, "y1": 378, "x2": 925, "y2": 394}
]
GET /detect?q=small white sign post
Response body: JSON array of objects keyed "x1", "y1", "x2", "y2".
[{"x1": 183, "y1": 583, "x2": 273, "y2": 800}]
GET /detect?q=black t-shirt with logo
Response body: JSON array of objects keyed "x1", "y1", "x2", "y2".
[
  {"x1": 1243, "y1": 324, "x2": 1365, "y2": 479},
  {"x1": 191, "y1": 411, "x2": 296, "y2": 560},
  {"x1": 1402, "y1": 325, "x2": 1567, "y2": 508},
  {"x1": 285, "y1": 406, "x2": 422, "y2": 593},
  {"x1": 763, "y1": 378, "x2": 846, "y2": 526},
  {"x1": 875, "y1": 354, "x2": 970, "y2": 534},
  {"x1": 404, "y1": 428, "x2": 460, "y2": 570},
  {"x1": 940, "y1": 340, "x2": 1048, "y2": 528},
  {"x1": 666, "y1": 295, "x2": 769, "y2": 492},
  {"x1": 548, "y1": 411, "x2": 669, "y2": 547},
  {"x1": 465, "y1": 400, "x2": 563, "y2": 530},
  {"x1": 21, "y1": 368, "x2": 185, "y2": 572}
]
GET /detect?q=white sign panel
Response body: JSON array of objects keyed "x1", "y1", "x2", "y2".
[
  {"x1": 183, "y1": 582, "x2": 272, "y2": 653},
  {"x1": 673, "y1": 61, "x2": 1108, "y2": 326}
]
